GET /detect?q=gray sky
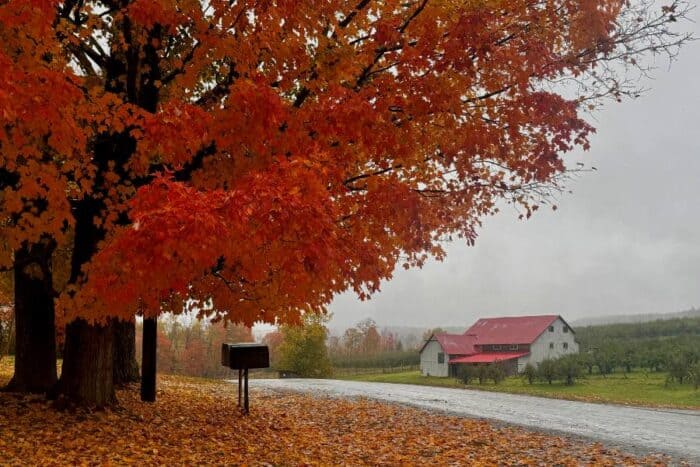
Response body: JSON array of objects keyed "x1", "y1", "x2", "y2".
[{"x1": 328, "y1": 18, "x2": 700, "y2": 330}]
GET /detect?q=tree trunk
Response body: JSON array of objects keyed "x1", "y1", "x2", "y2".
[
  {"x1": 58, "y1": 319, "x2": 114, "y2": 406},
  {"x1": 141, "y1": 317, "x2": 157, "y2": 402},
  {"x1": 5, "y1": 242, "x2": 57, "y2": 393},
  {"x1": 113, "y1": 319, "x2": 140, "y2": 385}
]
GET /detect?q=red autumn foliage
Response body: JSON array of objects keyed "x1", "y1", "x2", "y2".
[{"x1": 0, "y1": 0, "x2": 688, "y2": 331}]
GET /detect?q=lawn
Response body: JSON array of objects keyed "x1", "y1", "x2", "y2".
[
  {"x1": 339, "y1": 370, "x2": 700, "y2": 409},
  {"x1": 0, "y1": 357, "x2": 670, "y2": 465}
]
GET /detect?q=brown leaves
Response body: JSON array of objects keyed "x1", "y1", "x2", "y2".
[{"x1": 0, "y1": 362, "x2": 670, "y2": 466}]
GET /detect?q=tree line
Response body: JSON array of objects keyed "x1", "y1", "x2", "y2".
[
  {"x1": 135, "y1": 316, "x2": 254, "y2": 380},
  {"x1": 573, "y1": 316, "x2": 700, "y2": 384}
]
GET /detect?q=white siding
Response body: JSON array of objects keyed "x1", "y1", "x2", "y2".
[
  {"x1": 517, "y1": 317, "x2": 579, "y2": 372},
  {"x1": 420, "y1": 339, "x2": 449, "y2": 377}
]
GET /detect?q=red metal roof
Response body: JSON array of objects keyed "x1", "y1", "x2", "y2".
[
  {"x1": 450, "y1": 352, "x2": 529, "y2": 364},
  {"x1": 430, "y1": 333, "x2": 478, "y2": 355},
  {"x1": 464, "y1": 315, "x2": 560, "y2": 345}
]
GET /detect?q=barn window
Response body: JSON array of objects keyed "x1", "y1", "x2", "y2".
[
  {"x1": 549, "y1": 343, "x2": 554, "y2": 349},
  {"x1": 509, "y1": 344, "x2": 518, "y2": 351},
  {"x1": 563, "y1": 326, "x2": 569, "y2": 333},
  {"x1": 563, "y1": 342, "x2": 569, "y2": 350},
  {"x1": 493, "y1": 345, "x2": 502, "y2": 350},
  {"x1": 548, "y1": 326, "x2": 554, "y2": 332},
  {"x1": 438, "y1": 352, "x2": 445, "y2": 364}
]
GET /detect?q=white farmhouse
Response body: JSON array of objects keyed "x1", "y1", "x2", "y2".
[{"x1": 419, "y1": 315, "x2": 578, "y2": 377}]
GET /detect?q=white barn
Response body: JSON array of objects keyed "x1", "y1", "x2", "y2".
[{"x1": 420, "y1": 315, "x2": 578, "y2": 377}]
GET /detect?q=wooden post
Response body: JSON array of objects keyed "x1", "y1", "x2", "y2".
[
  {"x1": 237, "y1": 368, "x2": 242, "y2": 407},
  {"x1": 244, "y1": 368, "x2": 249, "y2": 414},
  {"x1": 141, "y1": 317, "x2": 157, "y2": 402}
]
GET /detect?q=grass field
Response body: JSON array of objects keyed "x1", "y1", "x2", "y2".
[{"x1": 339, "y1": 370, "x2": 700, "y2": 409}]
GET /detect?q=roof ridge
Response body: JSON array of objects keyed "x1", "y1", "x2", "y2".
[{"x1": 476, "y1": 314, "x2": 559, "y2": 320}]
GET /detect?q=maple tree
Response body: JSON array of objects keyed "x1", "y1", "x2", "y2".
[{"x1": 0, "y1": 0, "x2": 690, "y2": 405}]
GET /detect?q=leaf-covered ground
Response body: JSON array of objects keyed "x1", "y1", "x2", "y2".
[{"x1": 0, "y1": 359, "x2": 671, "y2": 465}]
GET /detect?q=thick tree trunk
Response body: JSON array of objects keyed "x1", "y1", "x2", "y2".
[
  {"x1": 113, "y1": 319, "x2": 140, "y2": 385},
  {"x1": 59, "y1": 319, "x2": 114, "y2": 406},
  {"x1": 141, "y1": 317, "x2": 157, "y2": 402},
  {"x1": 5, "y1": 242, "x2": 57, "y2": 393}
]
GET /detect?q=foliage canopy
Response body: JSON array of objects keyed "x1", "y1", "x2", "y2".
[{"x1": 0, "y1": 0, "x2": 689, "y2": 328}]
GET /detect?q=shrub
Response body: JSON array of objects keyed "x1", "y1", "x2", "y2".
[
  {"x1": 538, "y1": 359, "x2": 557, "y2": 384},
  {"x1": 457, "y1": 365, "x2": 476, "y2": 385},
  {"x1": 593, "y1": 347, "x2": 617, "y2": 376},
  {"x1": 488, "y1": 364, "x2": 505, "y2": 384},
  {"x1": 476, "y1": 365, "x2": 489, "y2": 385},
  {"x1": 556, "y1": 354, "x2": 582, "y2": 386},
  {"x1": 667, "y1": 352, "x2": 693, "y2": 385},
  {"x1": 522, "y1": 363, "x2": 536, "y2": 384},
  {"x1": 690, "y1": 361, "x2": 700, "y2": 390}
]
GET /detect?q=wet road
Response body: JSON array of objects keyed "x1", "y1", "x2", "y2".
[{"x1": 251, "y1": 378, "x2": 700, "y2": 463}]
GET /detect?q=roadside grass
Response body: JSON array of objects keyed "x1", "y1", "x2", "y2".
[{"x1": 338, "y1": 370, "x2": 700, "y2": 409}]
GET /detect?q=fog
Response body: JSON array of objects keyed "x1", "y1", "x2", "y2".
[{"x1": 328, "y1": 18, "x2": 700, "y2": 330}]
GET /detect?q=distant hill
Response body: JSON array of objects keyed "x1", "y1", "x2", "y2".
[
  {"x1": 573, "y1": 312, "x2": 700, "y2": 355},
  {"x1": 571, "y1": 308, "x2": 700, "y2": 327}
]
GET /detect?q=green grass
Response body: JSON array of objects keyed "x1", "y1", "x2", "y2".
[{"x1": 338, "y1": 370, "x2": 700, "y2": 409}]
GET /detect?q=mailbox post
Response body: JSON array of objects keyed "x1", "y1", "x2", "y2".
[{"x1": 221, "y1": 343, "x2": 270, "y2": 414}]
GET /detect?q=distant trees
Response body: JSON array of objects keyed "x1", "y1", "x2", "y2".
[
  {"x1": 262, "y1": 331, "x2": 284, "y2": 369},
  {"x1": 135, "y1": 316, "x2": 254, "y2": 379},
  {"x1": 336, "y1": 319, "x2": 402, "y2": 356},
  {"x1": 422, "y1": 328, "x2": 446, "y2": 341},
  {"x1": 0, "y1": 272, "x2": 13, "y2": 360},
  {"x1": 277, "y1": 314, "x2": 332, "y2": 378},
  {"x1": 0, "y1": 306, "x2": 13, "y2": 359},
  {"x1": 572, "y1": 316, "x2": 700, "y2": 387},
  {"x1": 328, "y1": 318, "x2": 416, "y2": 371}
]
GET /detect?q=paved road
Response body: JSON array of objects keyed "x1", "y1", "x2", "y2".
[{"x1": 252, "y1": 379, "x2": 700, "y2": 463}]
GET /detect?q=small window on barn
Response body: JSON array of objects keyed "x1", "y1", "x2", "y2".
[
  {"x1": 549, "y1": 342, "x2": 554, "y2": 349},
  {"x1": 509, "y1": 344, "x2": 518, "y2": 351},
  {"x1": 493, "y1": 345, "x2": 502, "y2": 350},
  {"x1": 563, "y1": 342, "x2": 569, "y2": 350},
  {"x1": 549, "y1": 325, "x2": 554, "y2": 332},
  {"x1": 563, "y1": 326, "x2": 569, "y2": 333},
  {"x1": 438, "y1": 352, "x2": 445, "y2": 364}
]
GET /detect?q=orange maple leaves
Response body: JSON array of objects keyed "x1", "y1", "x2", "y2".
[{"x1": 0, "y1": 0, "x2": 688, "y2": 325}]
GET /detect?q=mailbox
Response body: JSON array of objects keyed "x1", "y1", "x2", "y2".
[
  {"x1": 221, "y1": 343, "x2": 269, "y2": 414},
  {"x1": 221, "y1": 343, "x2": 270, "y2": 370}
]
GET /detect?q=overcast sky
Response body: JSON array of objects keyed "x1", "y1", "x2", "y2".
[{"x1": 328, "y1": 18, "x2": 700, "y2": 330}]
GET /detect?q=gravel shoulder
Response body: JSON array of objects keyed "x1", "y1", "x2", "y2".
[{"x1": 252, "y1": 378, "x2": 700, "y2": 464}]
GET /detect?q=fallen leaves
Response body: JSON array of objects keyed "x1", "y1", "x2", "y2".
[{"x1": 0, "y1": 361, "x2": 675, "y2": 466}]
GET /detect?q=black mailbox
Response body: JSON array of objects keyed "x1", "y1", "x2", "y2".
[
  {"x1": 221, "y1": 343, "x2": 270, "y2": 369},
  {"x1": 221, "y1": 343, "x2": 269, "y2": 414}
]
